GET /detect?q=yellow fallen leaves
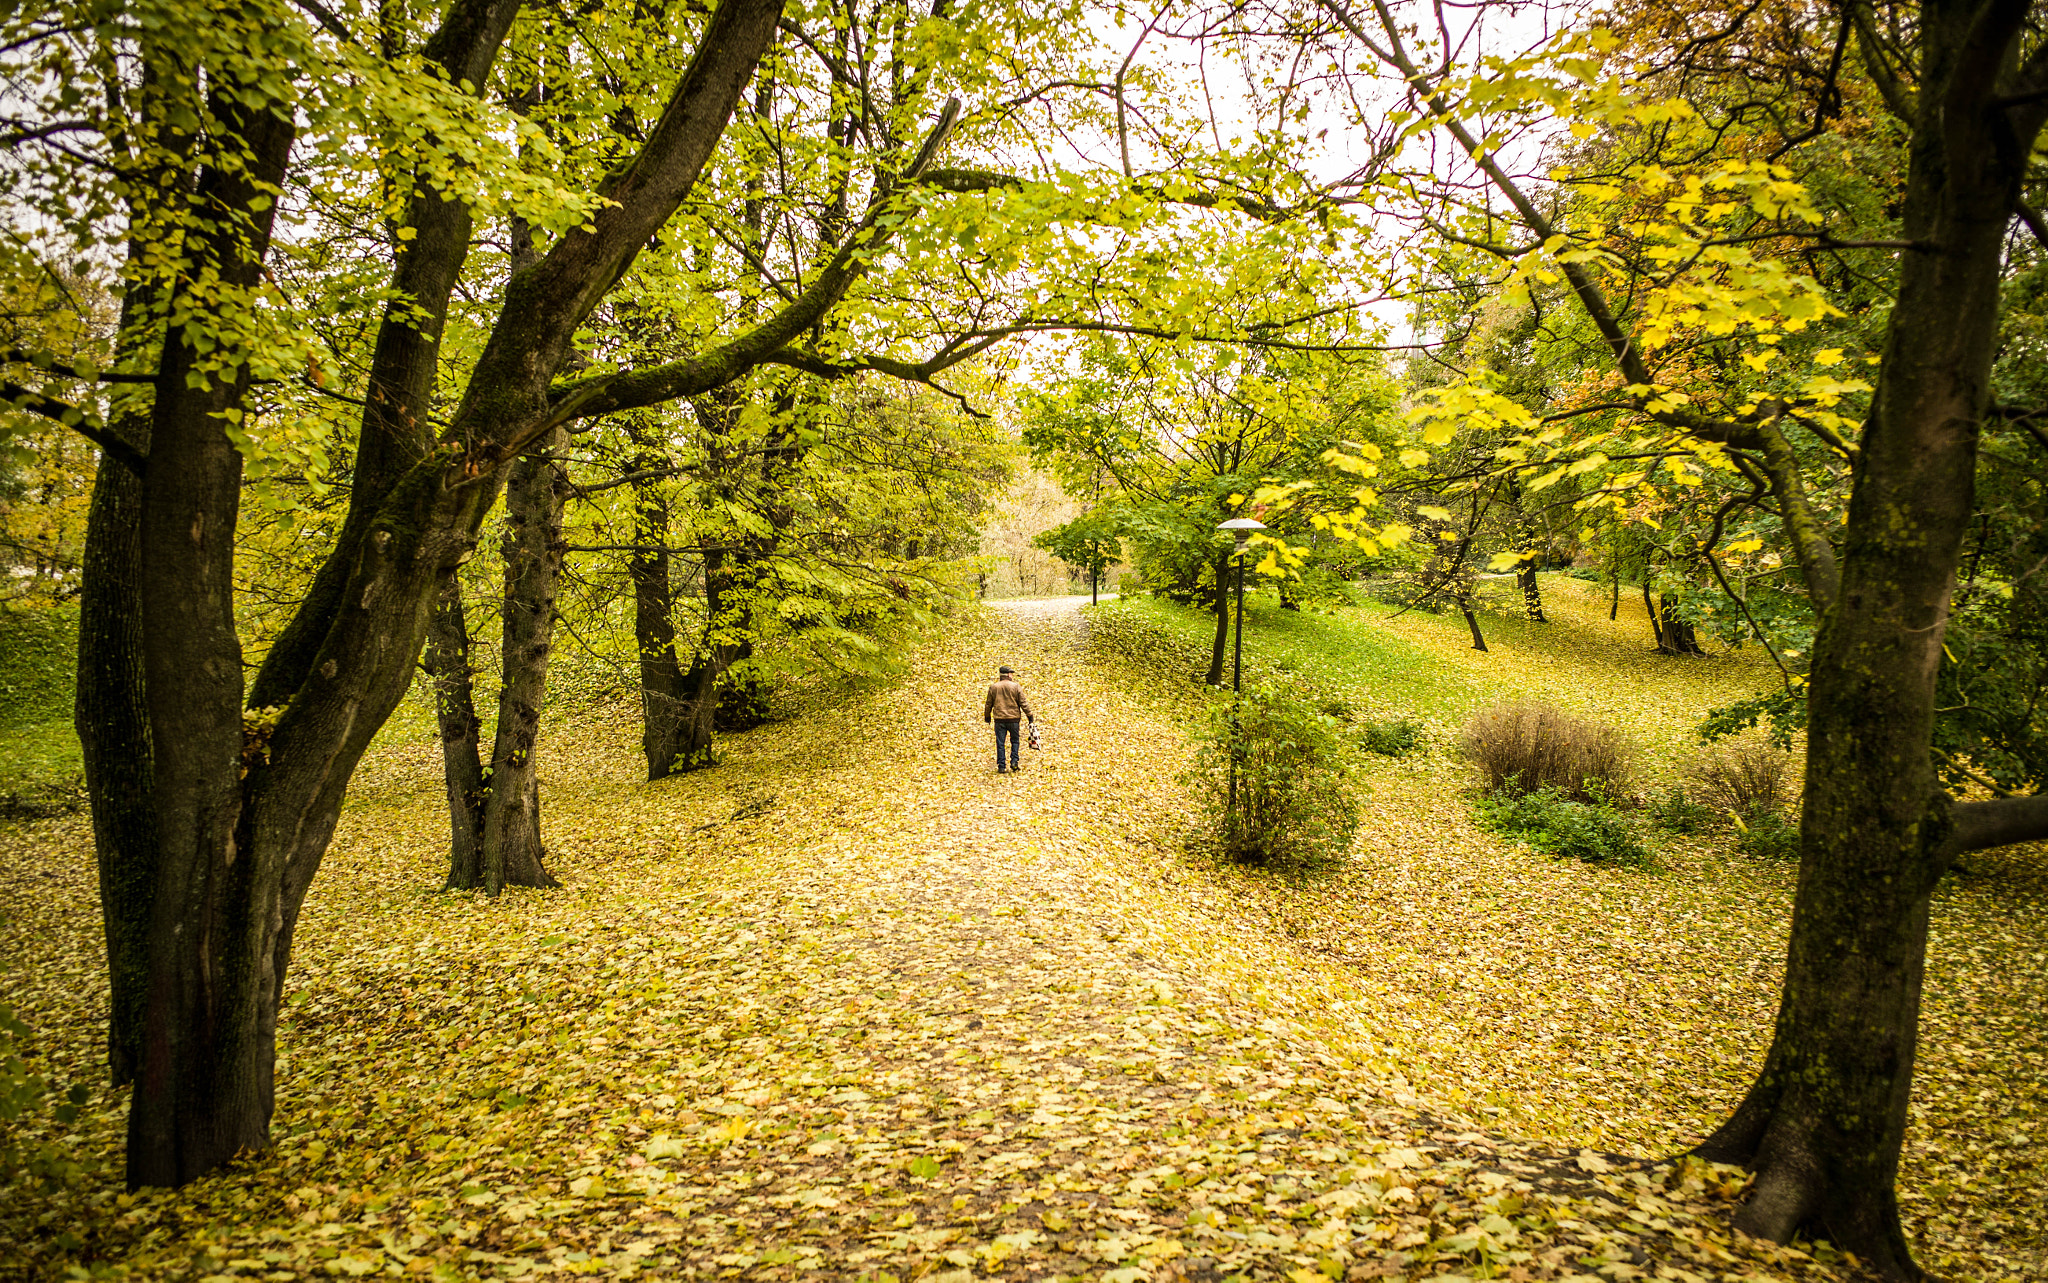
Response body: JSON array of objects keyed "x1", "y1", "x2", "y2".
[{"x1": 0, "y1": 587, "x2": 2037, "y2": 1282}]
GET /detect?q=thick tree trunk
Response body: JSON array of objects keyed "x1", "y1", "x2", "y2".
[
  {"x1": 124, "y1": 91, "x2": 296, "y2": 1190},
  {"x1": 1693, "y1": 9, "x2": 2048, "y2": 1277},
  {"x1": 424, "y1": 577, "x2": 488, "y2": 888},
  {"x1": 474, "y1": 427, "x2": 568, "y2": 893},
  {"x1": 1205, "y1": 553, "x2": 1229, "y2": 685},
  {"x1": 77, "y1": 416, "x2": 156, "y2": 1089},
  {"x1": 1656, "y1": 594, "x2": 1705, "y2": 656}
]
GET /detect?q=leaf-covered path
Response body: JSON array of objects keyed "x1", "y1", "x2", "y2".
[{"x1": 2, "y1": 597, "x2": 1879, "y2": 1283}]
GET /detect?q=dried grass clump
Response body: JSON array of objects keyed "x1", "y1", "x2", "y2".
[
  {"x1": 1462, "y1": 701, "x2": 1632, "y2": 802},
  {"x1": 1685, "y1": 739, "x2": 1795, "y2": 819}
]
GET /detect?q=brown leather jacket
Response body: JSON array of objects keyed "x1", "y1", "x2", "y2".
[{"x1": 982, "y1": 678, "x2": 1034, "y2": 722}]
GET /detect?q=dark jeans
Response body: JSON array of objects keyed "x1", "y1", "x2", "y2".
[{"x1": 993, "y1": 719, "x2": 1021, "y2": 771}]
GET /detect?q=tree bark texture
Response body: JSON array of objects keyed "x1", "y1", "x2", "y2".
[
  {"x1": 77, "y1": 415, "x2": 156, "y2": 1089},
  {"x1": 98, "y1": 0, "x2": 787, "y2": 1188},
  {"x1": 1694, "y1": 7, "x2": 2048, "y2": 1276},
  {"x1": 474, "y1": 428, "x2": 569, "y2": 892},
  {"x1": 424, "y1": 577, "x2": 488, "y2": 888}
]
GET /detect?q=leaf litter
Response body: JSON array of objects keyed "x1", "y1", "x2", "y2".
[{"x1": 0, "y1": 584, "x2": 2039, "y2": 1282}]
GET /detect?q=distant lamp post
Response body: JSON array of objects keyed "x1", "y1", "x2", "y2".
[
  {"x1": 1216, "y1": 518, "x2": 1266, "y2": 694},
  {"x1": 1216, "y1": 516, "x2": 1265, "y2": 854}
]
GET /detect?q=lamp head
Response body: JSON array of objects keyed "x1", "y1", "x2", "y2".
[{"x1": 1216, "y1": 516, "x2": 1267, "y2": 552}]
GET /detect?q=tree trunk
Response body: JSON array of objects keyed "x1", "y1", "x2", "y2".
[
  {"x1": 424, "y1": 577, "x2": 487, "y2": 888},
  {"x1": 474, "y1": 427, "x2": 568, "y2": 893},
  {"x1": 123, "y1": 87, "x2": 297, "y2": 1190},
  {"x1": 630, "y1": 456, "x2": 691, "y2": 781},
  {"x1": 77, "y1": 413, "x2": 156, "y2": 1090},
  {"x1": 1458, "y1": 597, "x2": 1488, "y2": 652},
  {"x1": 669, "y1": 545, "x2": 730, "y2": 771},
  {"x1": 1517, "y1": 562, "x2": 1547, "y2": 622},
  {"x1": 1642, "y1": 579, "x2": 1664, "y2": 651},
  {"x1": 1693, "y1": 9, "x2": 2048, "y2": 1277},
  {"x1": 1656, "y1": 594, "x2": 1705, "y2": 656},
  {"x1": 1204, "y1": 553, "x2": 1229, "y2": 685}
]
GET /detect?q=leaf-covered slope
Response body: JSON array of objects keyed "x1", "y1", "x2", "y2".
[{"x1": 0, "y1": 594, "x2": 2038, "y2": 1281}]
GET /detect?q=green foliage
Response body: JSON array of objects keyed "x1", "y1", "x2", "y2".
[
  {"x1": 1647, "y1": 787, "x2": 1714, "y2": 836},
  {"x1": 1732, "y1": 807, "x2": 1801, "y2": 861},
  {"x1": 1462, "y1": 701, "x2": 1633, "y2": 803},
  {"x1": 1475, "y1": 785, "x2": 1652, "y2": 870},
  {"x1": 1699, "y1": 685, "x2": 1807, "y2": 749},
  {"x1": 1356, "y1": 716, "x2": 1423, "y2": 757},
  {"x1": 1185, "y1": 684, "x2": 1359, "y2": 867},
  {"x1": 1030, "y1": 510, "x2": 1121, "y2": 584},
  {"x1": 0, "y1": 604, "x2": 76, "y2": 727}
]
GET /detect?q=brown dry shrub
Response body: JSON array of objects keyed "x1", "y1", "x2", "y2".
[
  {"x1": 1685, "y1": 738, "x2": 1795, "y2": 818},
  {"x1": 1461, "y1": 701, "x2": 1632, "y2": 802}
]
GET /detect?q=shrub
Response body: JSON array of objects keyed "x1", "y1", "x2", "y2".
[
  {"x1": 1476, "y1": 785, "x2": 1652, "y2": 869},
  {"x1": 1648, "y1": 786, "x2": 1714, "y2": 835},
  {"x1": 1462, "y1": 701, "x2": 1632, "y2": 802},
  {"x1": 1186, "y1": 684, "x2": 1360, "y2": 866},
  {"x1": 1685, "y1": 739, "x2": 1795, "y2": 819},
  {"x1": 1733, "y1": 806, "x2": 1802, "y2": 860},
  {"x1": 1357, "y1": 716, "x2": 1423, "y2": 757}
]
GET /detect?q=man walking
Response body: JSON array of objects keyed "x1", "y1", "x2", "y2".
[{"x1": 982, "y1": 665, "x2": 1034, "y2": 774}]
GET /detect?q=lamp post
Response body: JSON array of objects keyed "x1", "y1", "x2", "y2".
[
  {"x1": 1216, "y1": 517, "x2": 1266, "y2": 693},
  {"x1": 1216, "y1": 517, "x2": 1265, "y2": 852}
]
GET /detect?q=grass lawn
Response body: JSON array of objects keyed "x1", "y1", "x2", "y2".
[
  {"x1": 1087, "y1": 575, "x2": 2045, "y2": 1280},
  {"x1": 0, "y1": 720, "x2": 82, "y2": 815}
]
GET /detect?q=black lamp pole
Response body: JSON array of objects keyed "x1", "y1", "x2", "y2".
[
  {"x1": 1232, "y1": 541, "x2": 1246, "y2": 693},
  {"x1": 1215, "y1": 518, "x2": 1264, "y2": 856}
]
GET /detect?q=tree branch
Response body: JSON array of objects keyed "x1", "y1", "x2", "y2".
[
  {"x1": 2, "y1": 381, "x2": 146, "y2": 473},
  {"x1": 1944, "y1": 793, "x2": 2048, "y2": 858}
]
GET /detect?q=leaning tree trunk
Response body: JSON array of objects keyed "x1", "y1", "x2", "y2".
[
  {"x1": 424, "y1": 577, "x2": 488, "y2": 888},
  {"x1": 473, "y1": 427, "x2": 568, "y2": 893},
  {"x1": 1204, "y1": 553, "x2": 1230, "y2": 685},
  {"x1": 1694, "y1": 9, "x2": 2048, "y2": 1277}
]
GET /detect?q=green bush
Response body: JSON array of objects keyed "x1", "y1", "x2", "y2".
[
  {"x1": 1185, "y1": 684, "x2": 1360, "y2": 866},
  {"x1": 1475, "y1": 784, "x2": 1652, "y2": 869},
  {"x1": 1733, "y1": 806, "x2": 1802, "y2": 860},
  {"x1": 1648, "y1": 786, "x2": 1715, "y2": 835},
  {"x1": 1462, "y1": 701, "x2": 1632, "y2": 802},
  {"x1": 1357, "y1": 716, "x2": 1423, "y2": 757}
]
